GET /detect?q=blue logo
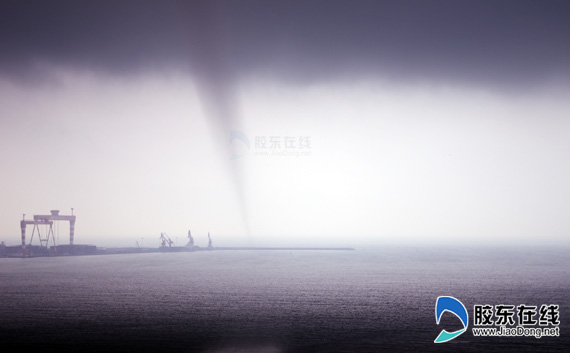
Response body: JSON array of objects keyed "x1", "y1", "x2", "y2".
[
  {"x1": 229, "y1": 130, "x2": 250, "y2": 160},
  {"x1": 434, "y1": 296, "x2": 469, "y2": 343}
]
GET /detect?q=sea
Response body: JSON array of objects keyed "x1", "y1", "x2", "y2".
[{"x1": 0, "y1": 246, "x2": 568, "y2": 352}]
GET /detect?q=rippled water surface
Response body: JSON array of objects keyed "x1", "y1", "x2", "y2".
[{"x1": 1, "y1": 247, "x2": 568, "y2": 352}]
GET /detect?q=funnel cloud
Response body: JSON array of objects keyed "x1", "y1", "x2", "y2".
[{"x1": 0, "y1": 1, "x2": 569, "y2": 246}]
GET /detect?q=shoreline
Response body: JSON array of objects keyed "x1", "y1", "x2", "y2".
[{"x1": 0, "y1": 245, "x2": 355, "y2": 258}]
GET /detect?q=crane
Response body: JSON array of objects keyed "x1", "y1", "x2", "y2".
[{"x1": 159, "y1": 232, "x2": 174, "y2": 248}]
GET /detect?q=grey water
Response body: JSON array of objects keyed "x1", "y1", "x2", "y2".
[{"x1": 0, "y1": 247, "x2": 568, "y2": 352}]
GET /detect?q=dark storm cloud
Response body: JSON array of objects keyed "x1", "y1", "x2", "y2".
[{"x1": 1, "y1": 0, "x2": 569, "y2": 86}]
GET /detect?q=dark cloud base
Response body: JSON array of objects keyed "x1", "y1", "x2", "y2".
[{"x1": 1, "y1": 0, "x2": 569, "y2": 88}]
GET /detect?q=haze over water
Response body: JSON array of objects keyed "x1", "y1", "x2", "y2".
[{"x1": 1, "y1": 1, "x2": 570, "y2": 247}]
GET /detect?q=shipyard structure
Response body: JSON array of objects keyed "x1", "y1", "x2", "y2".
[
  {"x1": 0, "y1": 209, "x2": 354, "y2": 257},
  {"x1": 2, "y1": 209, "x2": 96, "y2": 257}
]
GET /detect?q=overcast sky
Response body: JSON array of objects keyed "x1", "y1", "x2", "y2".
[{"x1": 1, "y1": 0, "x2": 569, "y2": 247}]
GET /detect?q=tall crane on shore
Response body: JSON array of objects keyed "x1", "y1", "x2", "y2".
[
  {"x1": 159, "y1": 233, "x2": 174, "y2": 248},
  {"x1": 186, "y1": 230, "x2": 194, "y2": 247},
  {"x1": 20, "y1": 210, "x2": 76, "y2": 249}
]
